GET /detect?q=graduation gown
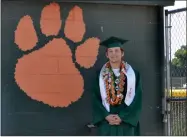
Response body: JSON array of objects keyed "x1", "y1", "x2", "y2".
[{"x1": 92, "y1": 69, "x2": 142, "y2": 136}]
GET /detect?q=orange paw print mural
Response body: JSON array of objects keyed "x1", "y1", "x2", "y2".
[{"x1": 14, "y1": 2, "x2": 100, "y2": 108}]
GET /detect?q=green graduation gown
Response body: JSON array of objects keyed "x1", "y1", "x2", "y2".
[{"x1": 92, "y1": 69, "x2": 142, "y2": 136}]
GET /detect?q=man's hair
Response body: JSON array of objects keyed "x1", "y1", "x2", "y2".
[{"x1": 106, "y1": 48, "x2": 124, "y2": 53}]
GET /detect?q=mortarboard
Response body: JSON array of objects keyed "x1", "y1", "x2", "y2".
[{"x1": 100, "y1": 36, "x2": 128, "y2": 48}]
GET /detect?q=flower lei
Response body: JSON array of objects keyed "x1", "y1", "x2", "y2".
[{"x1": 102, "y1": 61, "x2": 126, "y2": 105}]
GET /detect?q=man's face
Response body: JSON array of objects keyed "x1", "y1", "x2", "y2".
[{"x1": 106, "y1": 47, "x2": 124, "y2": 63}]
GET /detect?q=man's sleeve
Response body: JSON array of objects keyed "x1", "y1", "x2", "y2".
[
  {"x1": 92, "y1": 76, "x2": 109, "y2": 125},
  {"x1": 118, "y1": 71, "x2": 143, "y2": 127}
]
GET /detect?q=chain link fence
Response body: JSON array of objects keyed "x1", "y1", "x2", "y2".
[
  {"x1": 171, "y1": 77, "x2": 186, "y2": 89},
  {"x1": 165, "y1": 8, "x2": 187, "y2": 136}
]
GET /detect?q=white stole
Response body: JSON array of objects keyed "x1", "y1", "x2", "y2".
[{"x1": 99, "y1": 62, "x2": 136, "y2": 112}]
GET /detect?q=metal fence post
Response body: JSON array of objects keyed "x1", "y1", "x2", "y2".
[{"x1": 164, "y1": 9, "x2": 171, "y2": 136}]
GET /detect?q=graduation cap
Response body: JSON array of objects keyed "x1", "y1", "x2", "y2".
[{"x1": 100, "y1": 36, "x2": 128, "y2": 48}]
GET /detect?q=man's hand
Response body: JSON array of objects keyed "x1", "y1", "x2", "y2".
[
  {"x1": 105, "y1": 114, "x2": 122, "y2": 125},
  {"x1": 111, "y1": 115, "x2": 122, "y2": 125},
  {"x1": 105, "y1": 114, "x2": 116, "y2": 123}
]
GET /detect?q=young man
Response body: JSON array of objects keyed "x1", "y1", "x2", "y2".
[{"x1": 92, "y1": 36, "x2": 142, "y2": 136}]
